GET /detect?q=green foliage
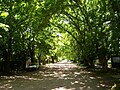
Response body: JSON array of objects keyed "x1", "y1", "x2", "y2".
[
  {"x1": 49, "y1": 0, "x2": 120, "y2": 69},
  {"x1": 0, "y1": 0, "x2": 120, "y2": 72},
  {"x1": 0, "y1": 0, "x2": 65, "y2": 72}
]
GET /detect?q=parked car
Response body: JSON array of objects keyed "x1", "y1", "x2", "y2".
[{"x1": 26, "y1": 64, "x2": 39, "y2": 71}]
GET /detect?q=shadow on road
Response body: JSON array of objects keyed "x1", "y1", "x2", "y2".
[{"x1": 0, "y1": 60, "x2": 114, "y2": 90}]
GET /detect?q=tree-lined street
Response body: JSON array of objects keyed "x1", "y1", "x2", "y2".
[{"x1": 1, "y1": 0, "x2": 120, "y2": 89}]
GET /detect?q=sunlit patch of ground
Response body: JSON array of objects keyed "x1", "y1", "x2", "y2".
[
  {"x1": 45, "y1": 60, "x2": 78, "y2": 70},
  {"x1": 0, "y1": 60, "x2": 115, "y2": 90}
]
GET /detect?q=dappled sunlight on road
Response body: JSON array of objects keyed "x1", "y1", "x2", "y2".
[
  {"x1": 0, "y1": 60, "x2": 114, "y2": 90},
  {"x1": 45, "y1": 60, "x2": 78, "y2": 70},
  {"x1": 51, "y1": 87, "x2": 76, "y2": 90}
]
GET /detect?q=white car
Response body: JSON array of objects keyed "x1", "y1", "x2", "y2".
[{"x1": 26, "y1": 64, "x2": 39, "y2": 71}]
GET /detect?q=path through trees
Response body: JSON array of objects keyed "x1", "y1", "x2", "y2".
[{"x1": 0, "y1": 60, "x2": 114, "y2": 90}]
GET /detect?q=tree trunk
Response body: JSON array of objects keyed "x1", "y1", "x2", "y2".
[
  {"x1": 102, "y1": 57, "x2": 108, "y2": 70},
  {"x1": 21, "y1": 50, "x2": 27, "y2": 70},
  {"x1": 89, "y1": 58, "x2": 95, "y2": 68},
  {"x1": 83, "y1": 58, "x2": 89, "y2": 66},
  {"x1": 4, "y1": 28, "x2": 12, "y2": 74},
  {"x1": 30, "y1": 49, "x2": 35, "y2": 63},
  {"x1": 28, "y1": 43, "x2": 35, "y2": 64},
  {"x1": 99, "y1": 56, "x2": 108, "y2": 70},
  {"x1": 51, "y1": 56, "x2": 54, "y2": 63},
  {"x1": 38, "y1": 54, "x2": 41, "y2": 66},
  {"x1": 4, "y1": 49, "x2": 10, "y2": 74}
]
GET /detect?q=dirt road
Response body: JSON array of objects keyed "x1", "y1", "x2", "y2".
[{"x1": 0, "y1": 60, "x2": 114, "y2": 90}]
